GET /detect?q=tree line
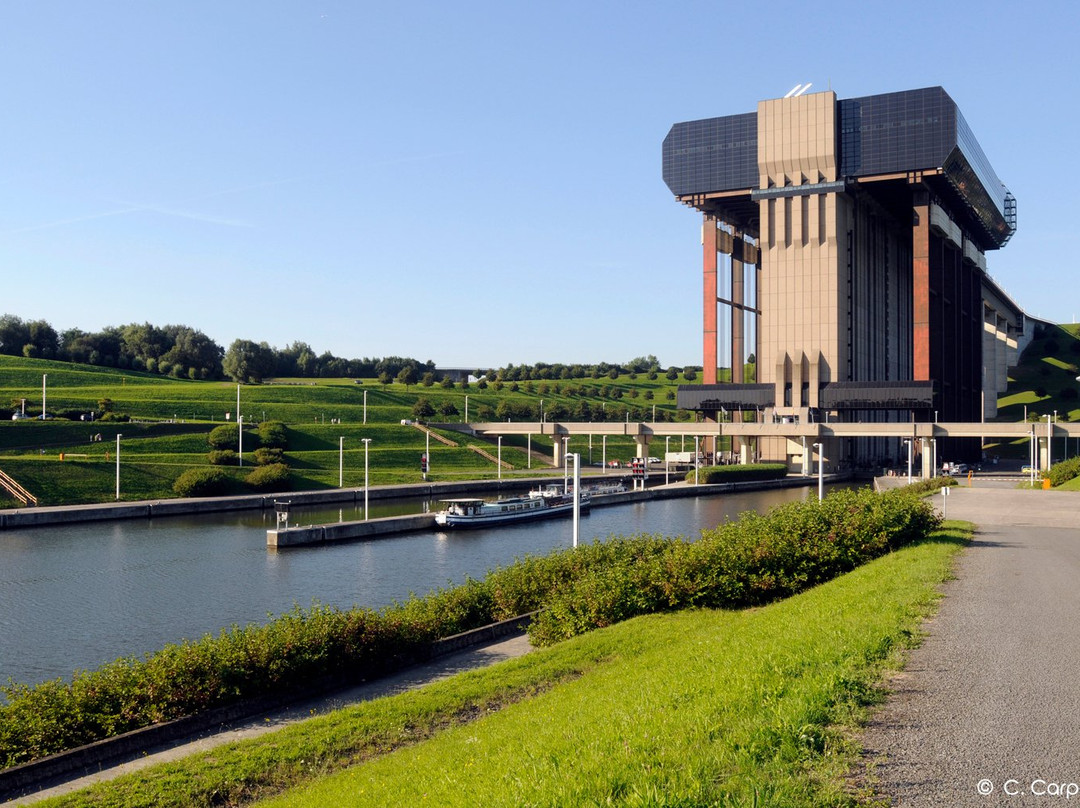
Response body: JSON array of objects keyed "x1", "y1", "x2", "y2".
[{"x1": 0, "y1": 315, "x2": 699, "y2": 385}]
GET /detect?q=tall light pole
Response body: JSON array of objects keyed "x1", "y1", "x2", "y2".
[
  {"x1": 571, "y1": 452, "x2": 581, "y2": 548},
  {"x1": 562, "y1": 437, "x2": 570, "y2": 493},
  {"x1": 361, "y1": 438, "x2": 371, "y2": 519},
  {"x1": 41, "y1": 374, "x2": 47, "y2": 420},
  {"x1": 1045, "y1": 414, "x2": 1053, "y2": 470},
  {"x1": 813, "y1": 442, "x2": 823, "y2": 500},
  {"x1": 497, "y1": 436, "x2": 503, "y2": 480},
  {"x1": 904, "y1": 438, "x2": 913, "y2": 484},
  {"x1": 339, "y1": 436, "x2": 344, "y2": 487},
  {"x1": 665, "y1": 435, "x2": 671, "y2": 486},
  {"x1": 236, "y1": 385, "x2": 243, "y2": 467},
  {"x1": 115, "y1": 434, "x2": 122, "y2": 500}
]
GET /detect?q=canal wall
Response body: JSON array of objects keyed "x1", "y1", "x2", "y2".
[
  {"x1": 0, "y1": 471, "x2": 856, "y2": 534},
  {"x1": 266, "y1": 473, "x2": 853, "y2": 548},
  {"x1": 0, "y1": 475, "x2": 604, "y2": 531}
]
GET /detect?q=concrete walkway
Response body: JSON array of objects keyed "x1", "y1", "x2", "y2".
[
  {"x1": 861, "y1": 482, "x2": 1080, "y2": 806},
  {"x1": 2, "y1": 634, "x2": 533, "y2": 806}
]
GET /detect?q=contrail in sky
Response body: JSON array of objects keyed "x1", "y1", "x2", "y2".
[{"x1": 2, "y1": 151, "x2": 463, "y2": 236}]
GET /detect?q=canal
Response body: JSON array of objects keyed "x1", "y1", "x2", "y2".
[{"x1": 0, "y1": 483, "x2": 853, "y2": 689}]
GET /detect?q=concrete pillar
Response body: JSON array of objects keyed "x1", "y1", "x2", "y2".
[
  {"x1": 913, "y1": 193, "x2": 931, "y2": 381},
  {"x1": 801, "y1": 436, "x2": 811, "y2": 476},
  {"x1": 920, "y1": 438, "x2": 932, "y2": 479},
  {"x1": 732, "y1": 247, "x2": 745, "y2": 383},
  {"x1": 703, "y1": 215, "x2": 719, "y2": 384},
  {"x1": 635, "y1": 436, "x2": 650, "y2": 460}
]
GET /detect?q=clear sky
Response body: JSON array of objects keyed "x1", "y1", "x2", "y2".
[{"x1": 1, "y1": 1, "x2": 1075, "y2": 369}]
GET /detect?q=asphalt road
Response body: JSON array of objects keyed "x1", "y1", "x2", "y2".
[{"x1": 860, "y1": 482, "x2": 1080, "y2": 806}]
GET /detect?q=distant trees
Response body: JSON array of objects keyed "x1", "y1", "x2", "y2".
[
  {"x1": 0, "y1": 311, "x2": 701, "y2": 387},
  {"x1": 223, "y1": 340, "x2": 276, "y2": 384}
]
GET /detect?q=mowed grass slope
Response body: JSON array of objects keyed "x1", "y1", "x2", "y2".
[
  {"x1": 0, "y1": 355, "x2": 679, "y2": 505},
  {"x1": 36, "y1": 524, "x2": 969, "y2": 808}
]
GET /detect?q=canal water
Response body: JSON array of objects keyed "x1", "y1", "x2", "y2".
[{"x1": 0, "y1": 484, "x2": 851, "y2": 690}]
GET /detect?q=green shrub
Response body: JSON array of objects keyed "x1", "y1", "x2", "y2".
[
  {"x1": 256, "y1": 420, "x2": 288, "y2": 449},
  {"x1": 172, "y1": 467, "x2": 231, "y2": 497},
  {"x1": 207, "y1": 423, "x2": 239, "y2": 450},
  {"x1": 1047, "y1": 455, "x2": 1080, "y2": 487},
  {"x1": 901, "y1": 476, "x2": 957, "y2": 496},
  {"x1": 208, "y1": 449, "x2": 238, "y2": 466},
  {"x1": 684, "y1": 463, "x2": 788, "y2": 484},
  {"x1": 246, "y1": 462, "x2": 291, "y2": 492},
  {"x1": 253, "y1": 447, "x2": 284, "y2": 465}
]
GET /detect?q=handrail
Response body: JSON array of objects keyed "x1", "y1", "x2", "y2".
[{"x1": 0, "y1": 467, "x2": 37, "y2": 506}]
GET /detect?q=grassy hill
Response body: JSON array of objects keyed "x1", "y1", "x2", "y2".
[
  {"x1": 0, "y1": 355, "x2": 694, "y2": 506},
  {"x1": 987, "y1": 322, "x2": 1080, "y2": 459}
]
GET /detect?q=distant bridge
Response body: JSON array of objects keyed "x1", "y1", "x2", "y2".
[{"x1": 437, "y1": 420, "x2": 1079, "y2": 478}]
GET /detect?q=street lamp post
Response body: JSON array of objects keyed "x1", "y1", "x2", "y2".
[
  {"x1": 497, "y1": 436, "x2": 502, "y2": 481},
  {"x1": 339, "y1": 437, "x2": 344, "y2": 487},
  {"x1": 42, "y1": 374, "x2": 47, "y2": 420},
  {"x1": 361, "y1": 438, "x2": 371, "y2": 519},
  {"x1": 665, "y1": 436, "x2": 671, "y2": 486},
  {"x1": 115, "y1": 434, "x2": 122, "y2": 500},
  {"x1": 1045, "y1": 414, "x2": 1053, "y2": 470},
  {"x1": 562, "y1": 437, "x2": 570, "y2": 493}
]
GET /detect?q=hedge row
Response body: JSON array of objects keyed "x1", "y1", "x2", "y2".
[
  {"x1": 0, "y1": 486, "x2": 939, "y2": 768},
  {"x1": 1046, "y1": 455, "x2": 1080, "y2": 487},
  {"x1": 172, "y1": 463, "x2": 292, "y2": 497},
  {"x1": 683, "y1": 463, "x2": 788, "y2": 484}
]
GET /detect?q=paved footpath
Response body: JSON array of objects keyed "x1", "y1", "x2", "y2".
[{"x1": 861, "y1": 482, "x2": 1080, "y2": 806}]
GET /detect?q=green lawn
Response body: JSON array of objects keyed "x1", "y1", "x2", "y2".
[{"x1": 36, "y1": 523, "x2": 968, "y2": 808}]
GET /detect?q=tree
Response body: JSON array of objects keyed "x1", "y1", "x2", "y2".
[
  {"x1": 223, "y1": 340, "x2": 275, "y2": 383},
  {"x1": 412, "y1": 397, "x2": 435, "y2": 420},
  {"x1": 160, "y1": 326, "x2": 223, "y2": 379},
  {"x1": 396, "y1": 365, "x2": 418, "y2": 388},
  {"x1": 0, "y1": 315, "x2": 31, "y2": 356}
]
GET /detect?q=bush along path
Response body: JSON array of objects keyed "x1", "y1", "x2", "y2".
[{"x1": 0, "y1": 487, "x2": 940, "y2": 770}]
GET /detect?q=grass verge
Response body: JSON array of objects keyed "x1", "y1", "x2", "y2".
[{"x1": 35, "y1": 522, "x2": 970, "y2": 808}]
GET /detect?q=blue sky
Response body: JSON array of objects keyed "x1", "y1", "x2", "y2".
[{"x1": 1, "y1": 1, "x2": 1075, "y2": 368}]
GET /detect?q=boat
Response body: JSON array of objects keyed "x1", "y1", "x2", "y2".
[{"x1": 435, "y1": 489, "x2": 590, "y2": 529}]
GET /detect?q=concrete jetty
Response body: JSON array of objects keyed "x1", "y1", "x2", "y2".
[{"x1": 265, "y1": 473, "x2": 841, "y2": 548}]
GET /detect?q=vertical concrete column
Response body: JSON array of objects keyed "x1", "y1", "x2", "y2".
[
  {"x1": 635, "y1": 436, "x2": 650, "y2": 460},
  {"x1": 703, "y1": 215, "x2": 719, "y2": 384},
  {"x1": 920, "y1": 437, "x2": 932, "y2": 479},
  {"x1": 732, "y1": 236, "x2": 745, "y2": 383},
  {"x1": 913, "y1": 192, "x2": 931, "y2": 381},
  {"x1": 801, "y1": 436, "x2": 811, "y2": 476}
]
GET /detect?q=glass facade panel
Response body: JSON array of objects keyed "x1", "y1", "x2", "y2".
[
  {"x1": 662, "y1": 86, "x2": 1014, "y2": 247},
  {"x1": 662, "y1": 112, "x2": 757, "y2": 197}
]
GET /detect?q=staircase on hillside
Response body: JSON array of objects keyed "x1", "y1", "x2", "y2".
[{"x1": 0, "y1": 468, "x2": 37, "y2": 506}]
